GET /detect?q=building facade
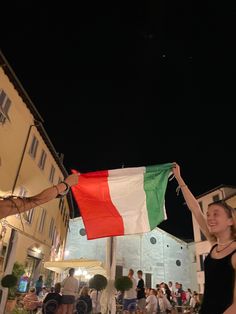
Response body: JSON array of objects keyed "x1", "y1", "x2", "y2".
[
  {"x1": 65, "y1": 217, "x2": 198, "y2": 292},
  {"x1": 192, "y1": 185, "x2": 236, "y2": 293},
  {"x1": 0, "y1": 51, "x2": 74, "y2": 289}
]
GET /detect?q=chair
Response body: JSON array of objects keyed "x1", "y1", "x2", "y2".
[
  {"x1": 75, "y1": 299, "x2": 88, "y2": 314},
  {"x1": 43, "y1": 299, "x2": 59, "y2": 314},
  {"x1": 116, "y1": 303, "x2": 123, "y2": 314}
]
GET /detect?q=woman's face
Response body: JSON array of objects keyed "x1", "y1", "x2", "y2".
[{"x1": 206, "y1": 204, "x2": 233, "y2": 235}]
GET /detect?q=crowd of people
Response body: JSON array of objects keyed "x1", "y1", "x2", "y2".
[
  {"x1": 118, "y1": 268, "x2": 200, "y2": 314},
  {"x1": 20, "y1": 268, "x2": 200, "y2": 314},
  {"x1": 20, "y1": 268, "x2": 102, "y2": 314}
]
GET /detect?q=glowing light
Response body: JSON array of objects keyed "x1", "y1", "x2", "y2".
[
  {"x1": 64, "y1": 250, "x2": 69, "y2": 256},
  {"x1": 75, "y1": 268, "x2": 83, "y2": 276},
  {"x1": 82, "y1": 270, "x2": 88, "y2": 276}
]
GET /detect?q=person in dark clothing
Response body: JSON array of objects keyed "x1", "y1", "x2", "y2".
[
  {"x1": 172, "y1": 162, "x2": 236, "y2": 314},
  {"x1": 35, "y1": 275, "x2": 43, "y2": 296},
  {"x1": 164, "y1": 283, "x2": 172, "y2": 303},
  {"x1": 174, "y1": 282, "x2": 183, "y2": 308},
  {"x1": 76, "y1": 286, "x2": 92, "y2": 314},
  {"x1": 136, "y1": 270, "x2": 146, "y2": 314},
  {"x1": 42, "y1": 282, "x2": 62, "y2": 314}
]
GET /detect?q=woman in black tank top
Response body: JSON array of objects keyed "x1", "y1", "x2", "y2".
[{"x1": 172, "y1": 163, "x2": 236, "y2": 314}]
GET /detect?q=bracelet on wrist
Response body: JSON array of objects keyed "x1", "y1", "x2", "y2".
[
  {"x1": 56, "y1": 181, "x2": 70, "y2": 198},
  {"x1": 176, "y1": 184, "x2": 188, "y2": 196}
]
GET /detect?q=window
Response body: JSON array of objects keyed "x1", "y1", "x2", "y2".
[
  {"x1": 213, "y1": 194, "x2": 220, "y2": 202},
  {"x1": 115, "y1": 265, "x2": 123, "y2": 279},
  {"x1": 29, "y1": 135, "x2": 39, "y2": 158},
  {"x1": 49, "y1": 218, "x2": 55, "y2": 239},
  {"x1": 15, "y1": 186, "x2": 27, "y2": 218},
  {"x1": 52, "y1": 227, "x2": 57, "y2": 245},
  {"x1": 38, "y1": 149, "x2": 47, "y2": 170},
  {"x1": 79, "y1": 228, "x2": 86, "y2": 236},
  {"x1": 24, "y1": 208, "x2": 34, "y2": 224},
  {"x1": 49, "y1": 165, "x2": 55, "y2": 183},
  {"x1": 64, "y1": 214, "x2": 68, "y2": 227},
  {"x1": 145, "y1": 273, "x2": 152, "y2": 289},
  {"x1": 0, "y1": 89, "x2": 11, "y2": 124},
  {"x1": 150, "y1": 237, "x2": 157, "y2": 244},
  {"x1": 176, "y1": 260, "x2": 181, "y2": 266},
  {"x1": 55, "y1": 241, "x2": 60, "y2": 254},
  {"x1": 59, "y1": 198, "x2": 64, "y2": 213},
  {"x1": 62, "y1": 206, "x2": 66, "y2": 222},
  {"x1": 38, "y1": 209, "x2": 46, "y2": 232}
]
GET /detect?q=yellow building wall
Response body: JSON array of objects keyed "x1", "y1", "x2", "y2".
[
  {"x1": 0, "y1": 67, "x2": 34, "y2": 192},
  {"x1": 0, "y1": 63, "x2": 70, "y2": 278},
  {"x1": 227, "y1": 195, "x2": 236, "y2": 208}
]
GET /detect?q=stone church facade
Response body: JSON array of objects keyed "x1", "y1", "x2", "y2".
[{"x1": 65, "y1": 217, "x2": 197, "y2": 291}]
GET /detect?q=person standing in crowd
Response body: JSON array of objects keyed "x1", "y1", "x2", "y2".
[
  {"x1": 123, "y1": 269, "x2": 137, "y2": 313},
  {"x1": 90, "y1": 288, "x2": 102, "y2": 314},
  {"x1": 145, "y1": 288, "x2": 157, "y2": 314},
  {"x1": 35, "y1": 275, "x2": 43, "y2": 296},
  {"x1": 61, "y1": 268, "x2": 79, "y2": 314},
  {"x1": 157, "y1": 288, "x2": 172, "y2": 314},
  {"x1": 174, "y1": 282, "x2": 183, "y2": 309},
  {"x1": 189, "y1": 292, "x2": 201, "y2": 313},
  {"x1": 172, "y1": 162, "x2": 236, "y2": 314},
  {"x1": 136, "y1": 270, "x2": 146, "y2": 314}
]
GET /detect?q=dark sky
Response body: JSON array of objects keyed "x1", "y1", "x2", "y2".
[{"x1": 1, "y1": 2, "x2": 236, "y2": 240}]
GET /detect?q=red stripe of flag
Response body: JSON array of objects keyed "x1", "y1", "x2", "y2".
[{"x1": 71, "y1": 169, "x2": 124, "y2": 239}]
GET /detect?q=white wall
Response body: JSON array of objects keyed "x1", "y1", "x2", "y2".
[{"x1": 66, "y1": 217, "x2": 197, "y2": 291}]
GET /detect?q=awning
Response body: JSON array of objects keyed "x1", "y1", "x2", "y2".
[{"x1": 43, "y1": 258, "x2": 107, "y2": 276}]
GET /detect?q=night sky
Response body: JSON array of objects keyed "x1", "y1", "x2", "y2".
[{"x1": 1, "y1": 2, "x2": 236, "y2": 240}]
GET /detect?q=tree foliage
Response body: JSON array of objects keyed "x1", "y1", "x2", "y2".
[
  {"x1": 114, "y1": 276, "x2": 132, "y2": 292},
  {"x1": 89, "y1": 274, "x2": 108, "y2": 291}
]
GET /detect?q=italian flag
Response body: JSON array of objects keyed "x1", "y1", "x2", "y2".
[{"x1": 71, "y1": 163, "x2": 173, "y2": 240}]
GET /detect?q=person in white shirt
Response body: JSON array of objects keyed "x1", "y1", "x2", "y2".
[
  {"x1": 61, "y1": 268, "x2": 79, "y2": 314},
  {"x1": 90, "y1": 289, "x2": 102, "y2": 313},
  {"x1": 157, "y1": 288, "x2": 172, "y2": 314},
  {"x1": 123, "y1": 269, "x2": 137, "y2": 312},
  {"x1": 146, "y1": 289, "x2": 157, "y2": 314}
]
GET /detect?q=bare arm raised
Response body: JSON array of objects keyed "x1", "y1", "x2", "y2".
[
  {"x1": 0, "y1": 173, "x2": 79, "y2": 219},
  {"x1": 172, "y1": 162, "x2": 212, "y2": 243}
]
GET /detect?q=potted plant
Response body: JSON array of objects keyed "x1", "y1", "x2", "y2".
[
  {"x1": 114, "y1": 275, "x2": 133, "y2": 307},
  {"x1": 1, "y1": 262, "x2": 25, "y2": 311},
  {"x1": 89, "y1": 274, "x2": 108, "y2": 313},
  {"x1": 114, "y1": 276, "x2": 132, "y2": 292},
  {"x1": 1, "y1": 273, "x2": 18, "y2": 311}
]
